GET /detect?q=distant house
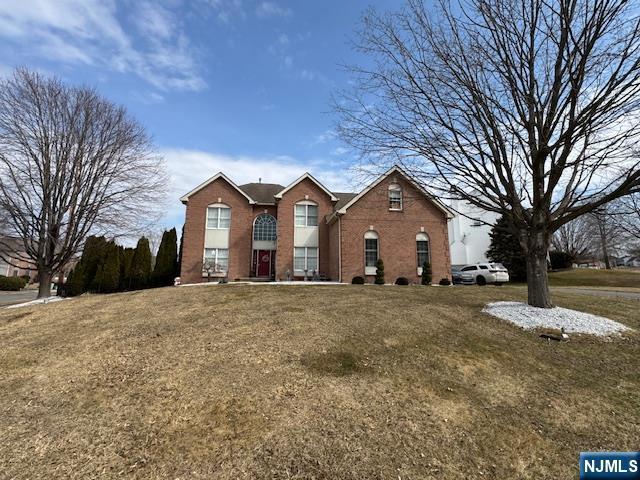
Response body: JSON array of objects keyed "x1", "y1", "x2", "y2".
[
  {"x1": 448, "y1": 199, "x2": 499, "y2": 265},
  {"x1": 622, "y1": 256, "x2": 640, "y2": 268},
  {"x1": 0, "y1": 237, "x2": 36, "y2": 279},
  {"x1": 179, "y1": 166, "x2": 454, "y2": 284}
]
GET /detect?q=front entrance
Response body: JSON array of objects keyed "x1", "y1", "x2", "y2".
[{"x1": 256, "y1": 249, "x2": 273, "y2": 277}]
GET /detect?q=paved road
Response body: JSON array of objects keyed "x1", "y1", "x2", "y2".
[
  {"x1": 553, "y1": 287, "x2": 640, "y2": 301},
  {"x1": 0, "y1": 290, "x2": 38, "y2": 307}
]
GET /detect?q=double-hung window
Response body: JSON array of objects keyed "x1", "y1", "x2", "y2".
[
  {"x1": 203, "y1": 248, "x2": 229, "y2": 272},
  {"x1": 294, "y1": 247, "x2": 318, "y2": 272},
  {"x1": 295, "y1": 203, "x2": 318, "y2": 226},
  {"x1": 388, "y1": 184, "x2": 402, "y2": 211},
  {"x1": 206, "y1": 205, "x2": 231, "y2": 229}
]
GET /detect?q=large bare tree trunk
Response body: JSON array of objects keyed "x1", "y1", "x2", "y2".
[
  {"x1": 526, "y1": 232, "x2": 553, "y2": 308},
  {"x1": 37, "y1": 270, "x2": 52, "y2": 298}
]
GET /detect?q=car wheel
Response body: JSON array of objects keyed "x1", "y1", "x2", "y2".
[{"x1": 476, "y1": 275, "x2": 487, "y2": 286}]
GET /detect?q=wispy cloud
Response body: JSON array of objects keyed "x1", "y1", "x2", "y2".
[
  {"x1": 256, "y1": 2, "x2": 293, "y2": 18},
  {"x1": 161, "y1": 148, "x2": 354, "y2": 226},
  {"x1": 204, "y1": 0, "x2": 245, "y2": 23},
  {"x1": 0, "y1": 0, "x2": 206, "y2": 92},
  {"x1": 268, "y1": 32, "x2": 295, "y2": 69}
]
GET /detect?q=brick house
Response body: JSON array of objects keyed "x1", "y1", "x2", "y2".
[{"x1": 179, "y1": 166, "x2": 454, "y2": 284}]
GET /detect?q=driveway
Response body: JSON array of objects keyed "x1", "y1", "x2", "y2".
[
  {"x1": 553, "y1": 287, "x2": 640, "y2": 301},
  {"x1": 0, "y1": 290, "x2": 38, "y2": 307}
]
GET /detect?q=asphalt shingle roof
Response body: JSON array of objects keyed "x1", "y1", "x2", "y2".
[
  {"x1": 238, "y1": 184, "x2": 357, "y2": 211},
  {"x1": 332, "y1": 192, "x2": 357, "y2": 211},
  {"x1": 238, "y1": 183, "x2": 284, "y2": 204}
]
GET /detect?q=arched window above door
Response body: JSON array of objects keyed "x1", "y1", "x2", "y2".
[{"x1": 253, "y1": 214, "x2": 277, "y2": 241}]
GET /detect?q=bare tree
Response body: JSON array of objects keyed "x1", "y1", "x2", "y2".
[
  {"x1": 585, "y1": 205, "x2": 627, "y2": 268},
  {"x1": 612, "y1": 193, "x2": 640, "y2": 241},
  {"x1": 336, "y1": 0, "x2": 640, "y2": 307},
  {"x1": 552, "y1": 217, "x2": 593, "y2": 260},
  {"x1": 0, "y1": 69, "x2": 167, "y2": 298}
]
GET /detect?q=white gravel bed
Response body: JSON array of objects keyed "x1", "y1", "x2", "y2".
[{"x1": 483, "y1": 301, "x2": 631, "y2": 336}]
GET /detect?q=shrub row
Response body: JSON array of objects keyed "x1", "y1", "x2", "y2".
[
  {"x1": 351, "y1": 275, "x2": 451, "y2": 285},
  {"x1": 0, "y1": 275, "x2": 27, "y2": 291},
  {"x1": 64, "y1": 229, "x2": 180, "y2": 296}
]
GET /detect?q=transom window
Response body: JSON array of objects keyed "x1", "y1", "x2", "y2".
[
  {"x1": 294, "y1": 247, "x2": 318, "y2": 271},
  {"x1": 206, "y1": 205, "x2": 231, "y2": 229},
  {"x1": 253, "y1": 214, "x2": 277, "y2": 241},
  {"x1": 364, "y1": 231, "x2": 379, "y2": 268},
  {"x1": 203, "y1": 248, "x2": 229, "y2": 272},
  {"x1": 388, "y1": 184, "x2": 402, "y2": 210},
  {"x1": 295, "y1": 202, "x2": 318, "y2": 226},
  {"x1": 416, "y1": 232, "x2": 430, "y2": 267}
]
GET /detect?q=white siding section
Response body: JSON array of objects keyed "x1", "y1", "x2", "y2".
[
  {"x1": 447, "y1": 199, "x2": 499, "y2": 265},
  {"x1": 204, "y1": 229, "x2": 230, "y2": 249},
  {"x1": 294, "y1": 226, "x2": 318, "y2": 247}
]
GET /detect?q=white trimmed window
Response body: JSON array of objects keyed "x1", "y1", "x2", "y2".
[
  {"x1": 416, "y1": 232, "x2": 430, "y2": 267},
  {"x1": 388, "y1": 184, "x2": 402, "y2": 210},
  {"x1": 364, "y1": 231, "x2": 379, "y2": 274},
  {"x1": 203, "y1": 248, "x2": 229, "y2": 272},
  {"x1": 294, "y1": 247, "x2": 318, "y2": 272},
  {"x1": 206, "y1": 204, "x2": 231, "y2": 229},
  {"x1": 295, "y1": 202, "x2": 318, "y2": 226}
]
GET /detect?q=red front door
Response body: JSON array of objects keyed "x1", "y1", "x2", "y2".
[{"x1": 257, "y1": 250, "x2": 271, "y2": 277}]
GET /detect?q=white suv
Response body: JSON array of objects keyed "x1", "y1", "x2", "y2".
[{"x1": 452, "y1": 263, "x2": 510, "y2": 285}]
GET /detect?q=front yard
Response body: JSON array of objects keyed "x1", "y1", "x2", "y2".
[{"x1": 1, "y1": 285, "x2": 638, "y2": 479}]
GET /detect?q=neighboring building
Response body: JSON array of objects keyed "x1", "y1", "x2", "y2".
[
  {"x1": 0, "y1": 236, "x2": 36, "y2": 279},
  {"x1": 179, "y1": 166, "x2": 454, "y2": 284},
  {"x1": 448, "y1": 199, "x2": 499, "y2": 265},
  {"x1": 624, "y1": 256, "x2": 640, "y2": 267}
]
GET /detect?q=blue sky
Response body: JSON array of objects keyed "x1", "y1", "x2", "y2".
[{"x1": 0, "y1": 0, "x2": 395, "y2": 228}]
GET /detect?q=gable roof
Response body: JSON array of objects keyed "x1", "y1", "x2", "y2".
[
  {"x1": 274, "y1": 173, "x2": 339, "y2": 202},
  {"x1": 180, "y1": 172, "x2": 257, "y2": 205},
  {"x1": 238, "y1": 183, "x2": 284, "y2": 205},
  {"x1": 335, "y1": 166, "x2": 455, "y2": 218}
]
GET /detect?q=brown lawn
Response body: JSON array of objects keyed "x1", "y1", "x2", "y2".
[
  {"x1": 549, "y1": 268, "x2": 640, "y2": 288},
  {"x1": 0, "y1": 285, "x2": 638, "y2": 479}
]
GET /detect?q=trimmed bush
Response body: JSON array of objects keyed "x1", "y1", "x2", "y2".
[
  {"x1": 151, "y1": 228, "x2": 179, "y2": 287},
  {"x1": 92, "y1": 241, "x2": 120, "y2": 293},
  {"x1": 351, "y1": 276, "x2": 365, "y2": 284},
  {"x1": 130, "y1": 237, "x2": 152, "y2": 290},
  {"x1": 395, "y1": 277, "x2": 409, "y2": 285},
  {"x1": 439, "y1": 278, "x2": 451, "y2": 286},
  {"x1": 0, "y1": 275, "x2": 27, "y2": 291},
  {"x1": 65, "y1": 264, "x2": 85, "y2": 297},
  {"x1": 374, "y1": 259, "x2": 385, "y2": 285},
  {"x1": 487, "y1": 216, "x2": 527, "y2": 281},
  {"x1": 119, "y1": 247, "x2": 135, "y2": 291},
  {"x1": 421, "y1": 261, "x2": 432, "y2": 285},
  {"x1": 550, "y1": 251, "x2": 574, "y2": 270}
]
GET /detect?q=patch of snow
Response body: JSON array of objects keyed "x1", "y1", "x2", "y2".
[
  {"x1": 483, "y1": 301, "x2": 631, "y2": 336},
  {"x1": 5, "y1": 296, "x2": 67, "y2": 309}
]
